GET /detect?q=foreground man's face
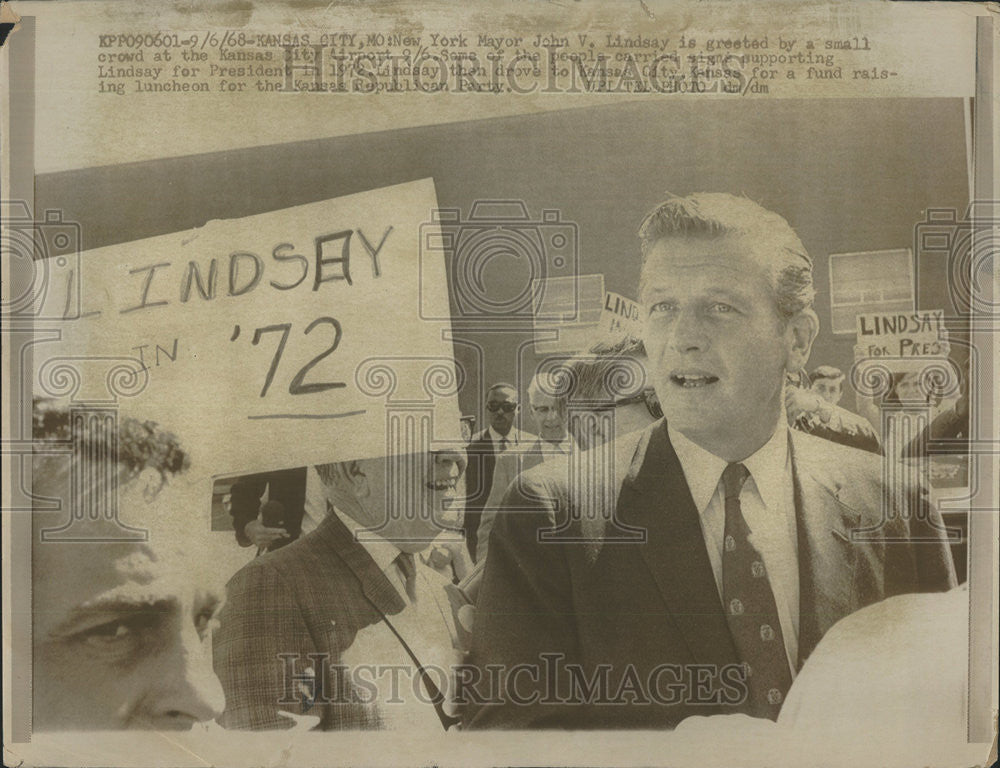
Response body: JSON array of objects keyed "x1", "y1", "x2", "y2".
[
  {"x1": 33, "y1": 537, "x2": 226, "y2": 730},
  {"x1": 640, "y1": 234, "x2": 796, "y2": 459}
]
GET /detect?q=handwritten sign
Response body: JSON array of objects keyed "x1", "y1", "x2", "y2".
[
  {"x1": 34, "y1": 179, "x2": 462, "y2": 478},
  {"x1": 854, "y1": 309, "x2": 949, "y2": 359},
  {"x1": 597, "y1": 291, "x2": 642, "y2": 345}
]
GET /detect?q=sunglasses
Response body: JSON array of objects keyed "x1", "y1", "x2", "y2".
[
  {"x1": 486, "y1": 402, "x2": 517, "y2": 414},
  {"x1": 613, "y1": 389, "x2": 663, "y2": 420}
]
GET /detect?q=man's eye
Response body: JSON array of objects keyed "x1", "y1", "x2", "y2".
[
  {"x1": 648, "y1": 301, "x2": 675, "y2": 315},
  {"x1": 74, "y1": 613, "x2": 158, "y2": 651},
  {"x1": 711, "y1": 302, "x2": 735, "y2": 313},
  {"x1": 80, "y1": 621, "x2": 132, "y2": 645}
]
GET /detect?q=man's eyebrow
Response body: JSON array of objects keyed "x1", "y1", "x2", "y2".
[
  {"x1": 644, "y1": 287, "x2": 752, "y2": 304},
  {"x1": 707, "y1": 287, "x2": 752, "y2": 302}
]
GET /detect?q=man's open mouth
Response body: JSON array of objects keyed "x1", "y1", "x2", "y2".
[{"x1": 670, "y1": 374, "x2": 719, "y2": 389}]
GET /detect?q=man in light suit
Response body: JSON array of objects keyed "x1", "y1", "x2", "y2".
[
  {"x1": 463, "y1": 383, "x2": 521, "y2": 562},
  {"x1": 475, "y1": 371, "x2": 576, "y2": 564},
  {"x1": 215, "y1": 451, "x2": 467, "y2": 731},
  {"x1": 465, "y1": 193, "x2": 956, "y2": 729}
]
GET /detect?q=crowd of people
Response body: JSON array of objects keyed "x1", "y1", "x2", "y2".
[{"x1": 31, "y1": 193, "x2": 965, "y2": 738}]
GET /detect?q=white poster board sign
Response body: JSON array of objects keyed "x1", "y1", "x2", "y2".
[
  {"x1": 33, "y1": 178, "x2": 462, "y2": 478},
  {"x1": 853, "y1": 309, "x2": 949, "y2": 360}
]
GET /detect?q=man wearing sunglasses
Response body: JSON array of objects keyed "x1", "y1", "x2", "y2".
[
  {"x1": 474, "y1": 372, "x2": 576, "y2": 564},
  {"x1": 462, "y1": 384, "x2": 521, "y2": 562}
]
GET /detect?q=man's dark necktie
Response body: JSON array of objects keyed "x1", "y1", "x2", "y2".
[
  {"x1": 395, "y1": 551, "x2": 419, "y2": 603},
  {"x1": 721, "y1": 462, "x2": 793, "y2": 720},
  {"x1": 499, "y1": 436, "x2": 509, "y2": 453}
]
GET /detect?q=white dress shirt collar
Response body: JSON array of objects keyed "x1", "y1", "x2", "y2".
[
  {"x1": 667, "y1": 421, "x2": 790, "y2": 513},
  {"x1": 332, "y1": 507, "x2": 404, "y2": 578},
  {"x1": 740, "y1": 423, "x2": 790, "y2": 512},
  {"x1": 668, "y1": 426, "x2": 728, "y2": 515},
  {"x1": 541, "y1": 437, "x2": 575, "y2": 457},
  {"x1": 485, "y1": 426, "x2": 519, "y2": 448}
]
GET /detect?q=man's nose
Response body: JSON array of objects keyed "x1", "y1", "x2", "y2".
[
  {"x1": 669, "y1": 310, "x2": 709, "y2": 353},
  {"x1": 143, "y1": 626, "x2": 226, "y2": 728}
]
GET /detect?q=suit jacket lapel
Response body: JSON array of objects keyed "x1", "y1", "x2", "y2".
[
  {"x1": 474, "y1": 432, "x2": 497, "y2": 495},
  {"x1": 618, "y1": 423, "x2": 739, "y2": 667},
  {"x1": 316, "y1": 510, "x2": 406, "y2": 618},
  {"x1": 790, "y1": 432, "x2": 861, "y2": 666},
  {"x1": 463, "y1": 432, "x2": 496, "y2": 560}
]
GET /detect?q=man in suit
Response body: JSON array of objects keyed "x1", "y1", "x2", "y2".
[
  {"x1": 475, "y1": 371, "x2": 575, "y2": 564},
  {"x1": 464, "y1": 193, "x2": 956, "y2": 729},
  {"x1": 214, "y1": 451, "x2": 467, "y2": 731},
  {"x1": 463, "y1": 383, "x2": 521, "y2": 562}
]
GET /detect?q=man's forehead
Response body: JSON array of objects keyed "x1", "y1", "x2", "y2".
[
  {"x1": 487, "y1": 387, "x2": 517, "y2": 401},
  {"x1": 34, "y1": 541, "x2": 205, "y2": 631},
  {"x1": 37, "y1": 538, "x2": 158, "y2": 574},
  {"x1": 642, "y1": 232, "x2": 771, "y2": 276},
  {"x1": 35, "y1": 542, "x2": 160, "y2": 624},
  {"x1": 433, "y1": 450, "x2": 465, "y2": 469},
  {"x1": 531, "y1": 392, "x2": 561, "y2": 408}
]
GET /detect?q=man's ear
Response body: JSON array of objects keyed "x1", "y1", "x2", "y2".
[
  {"x1": 345, "y1": 460, "x2": 372, "y2": 500},
  {"x1": 785, "y1": 309, "x2": 819, "y2": 373}
]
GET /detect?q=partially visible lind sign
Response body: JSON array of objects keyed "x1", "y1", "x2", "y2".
[
  {"x1": 597, "y1": 291, "x2": 642, "y2": 346},
  {"x1": 33, "y1": 179, "x2": 462, "y2": 477}
]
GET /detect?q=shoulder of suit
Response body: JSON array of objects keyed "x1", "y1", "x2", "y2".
[
  {"x1": 494, "y1": 438, "x2": 545, "y2": 463},
  {"x1": 231, "y1": 524, "x2": 354, "y2": 588},
  {"x1": 789, "y1": 429, "x2": 899, "y2": 519},
  {"x1": 503, "y1": 431, "x2": 648, "y2": 516},
  {"x1": 832, "y1": 405, "x2": 878, "y2": 434},
  {"x1": 791, "y1": 428, "x2": 881, "y2": 478}
]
